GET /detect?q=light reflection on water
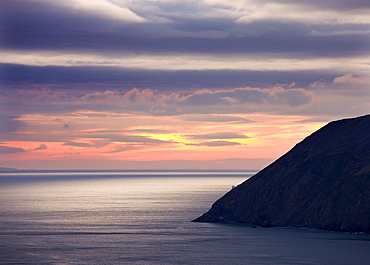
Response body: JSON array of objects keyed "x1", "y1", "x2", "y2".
[
  {"x1": 0, "y1": 170, "x2": 257, "y2": 177},
  {"x1": 0, "y1": 173, "x2": 369, "y2": 264}
]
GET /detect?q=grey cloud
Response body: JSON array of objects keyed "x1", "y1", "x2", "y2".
[
  {"x1": 92, "y1": 141, "x2": 111, "y2": 148},
  {"x1": 34, "y1": 144, "x2": 47, "y2": 150},
  {"x1": 0, "y1": 146, "x2": 25, "y2": 154},
  {"x1": 85, "y1": 128, "x2": 171, "y2": 134},
  {"x1": 188, "y1": 141, "x2": 241, "y2": 147},
  {"x1": 106, "y1": 145, "x2": 138, "y2": 153},
  {"x1": 0, "y1": 87, "x2": 316, "y2": 118},
  {"x1": 62, "y1": 141, "x2": 110, "y2": 148},
  {"x1": 86, "y1": 134, "x2": 170, "y2": 144},
  {"x1": 190, "y1": 132, "x2": 250, "y2": 140},
  {"x1": 79, "y1": 113, "x2": 125, "y2": 118},
  {"x1": 63, "y1": 122, "x2": 74, "y2": 129},
  {"x1": 109, "y1": 135, "x2": 170, "y2": 144},
  {"x1": 3, "y1": 27, "x2": 368, "y2": 57},
  {"x1": 0, "y1": 144, "x2": 46, "y2": 153},
  {"x1": 0, "y1": 115, "x2": 24, "y2": 133},
  {"x1": 233, "y1": 89, "x2": 266, "y2": 104},
  {"x1": 180, "y1": 115, "x2": 254, "y2": 123},
  {"x1": 1, "y1": 133, "x2": 68, "y2": 143},
  {"x1": 0, "y1": 0, "x2": 143, "y2": 29},
  {"x1": 1, "y1": 64, "x2": 338, "y2": 90},
  {"x1": 1, "y1": 0, "x2": 369, "y2": 58},
  {"x1": 63, "y1": 141, "x2": 94, "y2": 148},
  {"x1": 262, "y1": 0, "x2": 370, "y2": 10},
  {"x1": 271, "y1": 89, "x2": 314, "y2": 107},
  {"x1": 85, "y1": 130, "x2": 129, "y2": 134},
  {"x1": 235, "y1": 87, "x2": 314, "y2": 107},
  {"x1": 179, "y1": 92, "x2": 226, "y2": 106},
  {"x1": 125, "y1": 129, "x2": 172, "y2": 133},
  {"x1": 180, "y1": 87, "x2": 314, "y2": 108}
]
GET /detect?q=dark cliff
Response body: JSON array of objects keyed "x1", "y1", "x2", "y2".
[{"x1": 193, "y1": 115, "x2": 370, "y2": 233}]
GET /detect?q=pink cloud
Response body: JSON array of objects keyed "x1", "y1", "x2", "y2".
[
  {"x1": 2, "y1": 87, "x2": 315, "y2": 116},
  {"x1": 333, "y1": 74, "x2": 370, "y2": 86}
]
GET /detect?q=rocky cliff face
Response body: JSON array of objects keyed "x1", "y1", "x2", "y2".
[{"x1": 193, "y1": 115, "x2": 370, "y2": 233}]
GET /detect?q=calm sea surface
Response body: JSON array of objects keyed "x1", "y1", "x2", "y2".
[{"x1": 0, "y1": 171, "x2": 369, "y2": 264}]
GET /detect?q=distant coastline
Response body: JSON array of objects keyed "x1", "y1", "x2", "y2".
[{"x1": 0, "y1": 167, "x2": 18, "y2": 172}]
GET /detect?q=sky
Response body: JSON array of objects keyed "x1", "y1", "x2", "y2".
[{"x1": 0, "y1": 0, "x2": 369, "y2": 170}]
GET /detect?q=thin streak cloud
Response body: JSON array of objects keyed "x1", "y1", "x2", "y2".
[
  {"x1": 189, "y1": 132, "x2": 250, "y2": 139},
  {"x1": 2, "y1": 52, "x2": 369, "y2": 73}
]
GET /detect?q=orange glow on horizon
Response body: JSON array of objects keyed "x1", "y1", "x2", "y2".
[{"x1": 1, "y1": 112, "x2": 327, "y2": 169}]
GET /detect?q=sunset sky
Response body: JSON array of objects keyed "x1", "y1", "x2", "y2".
[{"x1": 1, "y1": 0, "x2": 369, "y2": 170}]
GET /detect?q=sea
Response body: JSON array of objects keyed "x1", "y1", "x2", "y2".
[{"x1": 0, "y1": 170, "x2": 369, "y2": 265}]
